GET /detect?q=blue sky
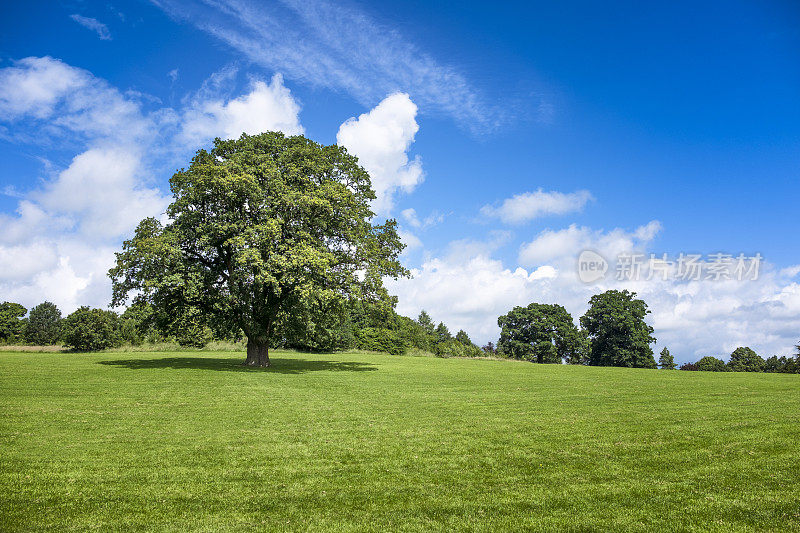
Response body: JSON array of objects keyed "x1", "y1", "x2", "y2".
[{"x1": 1, "y1": 0, "x2": 799, "y2": 362}]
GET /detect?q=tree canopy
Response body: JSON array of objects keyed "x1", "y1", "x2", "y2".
[
  {"x1": 497, "y1": 302, "x2": 584, "y2": 364},
  {"x1": 580, "y1": 290, "x2": 657, "y2": 368},
  {"x1": 727, "y1": 347, "x2": 765, "y2": 372},
  {"x1": 0, "y1": 302, "x2": 27, "y2": 343},
  {"x1": 23, "y1": 301, "x2": 62, "y2": 346},
  {"x1": 110, "y1": 132, "x2": 407, "y2": 366}
]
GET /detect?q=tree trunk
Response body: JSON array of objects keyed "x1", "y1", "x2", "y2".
[{"x1": 245, "y1": 338, "x2": 270, "y2": 367}]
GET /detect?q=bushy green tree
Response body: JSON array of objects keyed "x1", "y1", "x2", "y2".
[
  {"x1": 498, "y1": 303, "x2": 583, "y2": 364},
  {"x1": 110, "y1": 132, "x2": 407, "y2": 367},
  {"x1": 23, "y1": 302, "x2": 62, "y2": 345},
  {"x1": 0, "y1": 302, "x2": 27, "y2": 343},
  {"x1": 435, "y1": 322, "x2": 451, "y2": 344},
  {"x1": 764, "y1": 355, "x2": 799, "y2": 373},
  {"x1": 434, "y1": 339, "x2": 483, "y2": 358},
  {"x1": 695, "y1": 356, "x2": 728, "y2": 372},
  {"x1": 454, "y1": 329, "x2": 471, "y2": 345},
  {"x1": 727, "y1": 346, "x2": 765, "y2": 372},
  {"x1": 62, "y1": 307, "x2": 122, "y2": 351},
  {"x1": 416, "y1": 310, "x2": 435, "y2": 335},
  {"x1": 580, "y1": 290, "x2": 657, "y2": 368},
  {"x1": 658, "y1": 347, "x2": 676, "y2": 369}
]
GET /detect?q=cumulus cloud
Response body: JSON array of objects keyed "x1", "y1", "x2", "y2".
[
  {"x1": 337, "y1": 93, "x2": 423, "y2": 215},
  {"x1": 481, "y1": 189, "x2": 593, "y2": 224},
  {"x1": 181, "y1": 73, "x2": 304, "y2": 145},
  {"x1": 388, "y1": 221, "x2": 800, "y2": 364},
  {"x1": 518, "y1": 221, "x2": 661, "y2": 266},
  {"x1": 69, "y1": 15, "x2": 112, "y2": 41}
]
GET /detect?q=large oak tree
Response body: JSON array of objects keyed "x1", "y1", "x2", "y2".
[{"x1": 110, "y1": 132, "x2": 407, "y2": 367}]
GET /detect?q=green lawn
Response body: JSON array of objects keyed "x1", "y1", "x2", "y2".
[{"x1": 1, "y1": 350, "x2": 799, "y2": 531}]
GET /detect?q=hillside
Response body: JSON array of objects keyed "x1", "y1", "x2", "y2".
[{"x1": 1, "y1": 350, "x2": 798, "y2": 531}]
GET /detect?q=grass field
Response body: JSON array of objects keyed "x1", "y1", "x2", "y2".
[{"x1": 1, "y1": 350, "x2": 799, "y2": 531}]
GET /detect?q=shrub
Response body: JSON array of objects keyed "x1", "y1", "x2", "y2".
[
  {"x1": 695, "y1": 356, "x2": 728, "y2": 372},
  {"x1": 354, "y1": 327, "x2": 407, "y2": 355},
  {"x1": 679, "y1": 362, "x2": 698, "y2": 371},
  {"x1": 62, "y1": 307, "x2": 122, "y2": 351},
  {"x1": 434, "y1": 339, "x2": 483, "y2": 358},
  {"x1": 23, "y1": 302, "x2": 62, "y2": 345}
]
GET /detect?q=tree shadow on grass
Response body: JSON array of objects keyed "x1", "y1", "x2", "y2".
[{"x1": 97, "y1": 356, "x2": 377, "y2": 374}]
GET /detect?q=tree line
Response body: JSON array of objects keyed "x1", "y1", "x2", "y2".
[{"x1": 2, "y1": 291, "x2": 798, "y2": 374}]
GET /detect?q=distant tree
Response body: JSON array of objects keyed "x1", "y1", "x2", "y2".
[
  {"x1": 658, "y1": 347, "x2": 676, "y2": 370},
  {"x1": 416, "y1": 310, "x2": 436, "y2": 335},
  {"x1": 482, "y1": 341, "x2": 496, "y2": 355},
  {"x1": 62, "y1": 307, "x2": 122, "y2": 351},
  {"x1": 279, "y1": 295, "x2": 354, "y2": 353},
  {"x1": 727, "y1": 346, "x2": 765, "y2": 372},
  {"x1": 679, "y1": 362, "x2": 698, "y2": 371},
  {"x1": 0, "y1": 302, "x2": 27, "y2": 343},
  {"x1": 564, "y1": 329, "x2": 590, "y2": 365},
  {"x1": 109, "y1": 132, "x2": 407, "y2": 367},
  {"x1": 580, "y1": 290, "x2": 657, "y2": 368},
  {"x1": 434, "y1": 338, "x2": 483, "y2": 358},
  {"x1": 455, "y1": 329, "x2": 472, "y2": 345},
  {"x1": 497, "y1": 303, "x2": 583, "y2": 364},
  {"x1": 763, "y1": 355, "x2": 782, "y2": 373},
  {"x1": 695, "y1": 356, "x2": 728, "y2": 372},
  {"x1": 435, "y1": 322, "x2": 451, "y2": 344},
  {"x1": 23, "y1": 302, "x2": 62, "y2": 345}
]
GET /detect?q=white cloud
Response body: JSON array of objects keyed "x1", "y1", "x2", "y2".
[
  {"x1": 481, "y1": 189, "x2": 593, "y2": 224},
  {"x1": 388, "y1": 222, "x2": 800, "y2": 364},
  {"x1": 181, "y1": 74, "x2": 304, "y2": 145},
  {"x1": 69, "y1": 14, "x2": 112, "y2": 41},
  {"x1": 397, "y1": 229, "x2": 422, "y2": 252},
  {"x1": 0, "y1": 56, "x2": 150, "y2": 143},
  {"x1": 337, "y1": 93, "x2": 423, "y2": 215},
  {"x1": 518, "y1": 221, "x2": 661, "y2": 266},
  {"x1": 401, "y1": 208, "x2": 443, "y2": 229},
  {"x1": 151, "y1": 0, "x2": 501, "y2": 131}
]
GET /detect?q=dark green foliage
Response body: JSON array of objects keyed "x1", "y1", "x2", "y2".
[
  {"x1": 679, "y1": 362, "x2": 699, "y2": 371},
  {"x1": 727, "y1": 346, "x2": 765, "y2": 372},
  {"x1": 0, "y1": 302, "x2": 27, "y2": 343},
  {"x1": 482, "y1": 341, "x2": 496, "y2": 355},
  {"x1": 23, "y1": 302, "x2": 62, "y2": 345},
  {"x1": 354, "y1": 327, "x2": 406, "y2": 355},
  {"x1": 62, "y1": 307, "x2": 122, "y2": 351},
  {"x1": 455, "y1": 329, "x2": 471, "y2": 345},
  {"x1": 763, "y1": 355, "x2": 799, "y2": 374},
  {"x1": 658, "y1": 347, "x2": 676, "y2": 369},
  {"x1": 278, "y1": 294, "x2": 354, "y2": 352},
  {"x1": 498, "y1": 302, "x2": 584, "y2": 364},
  {"x1": 395, "y1": 315, "x2": 432, "y2": 353},
  {"x1": 434, "y1": 338, "x2": 483, "y2": 358},
  {"x1": 580, "y1": 290, "x2": 657, "y2": 368},
  {"x1": 695, "y1": 356, "x2": 728, "y2": 372},
  {"x1": 434, "y1": 322, "x2": 451, "y2": 344},
  {"x1": 416, "y1": 310, "x2": 435, "y2": 336}
]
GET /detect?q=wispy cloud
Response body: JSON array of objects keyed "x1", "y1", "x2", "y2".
[
  {"x1": 151, "y1": 0, "x2": 502, "y2": 131},
  {"x1": 69, "y1": 14, "x2": 112, "y2": 41}
]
